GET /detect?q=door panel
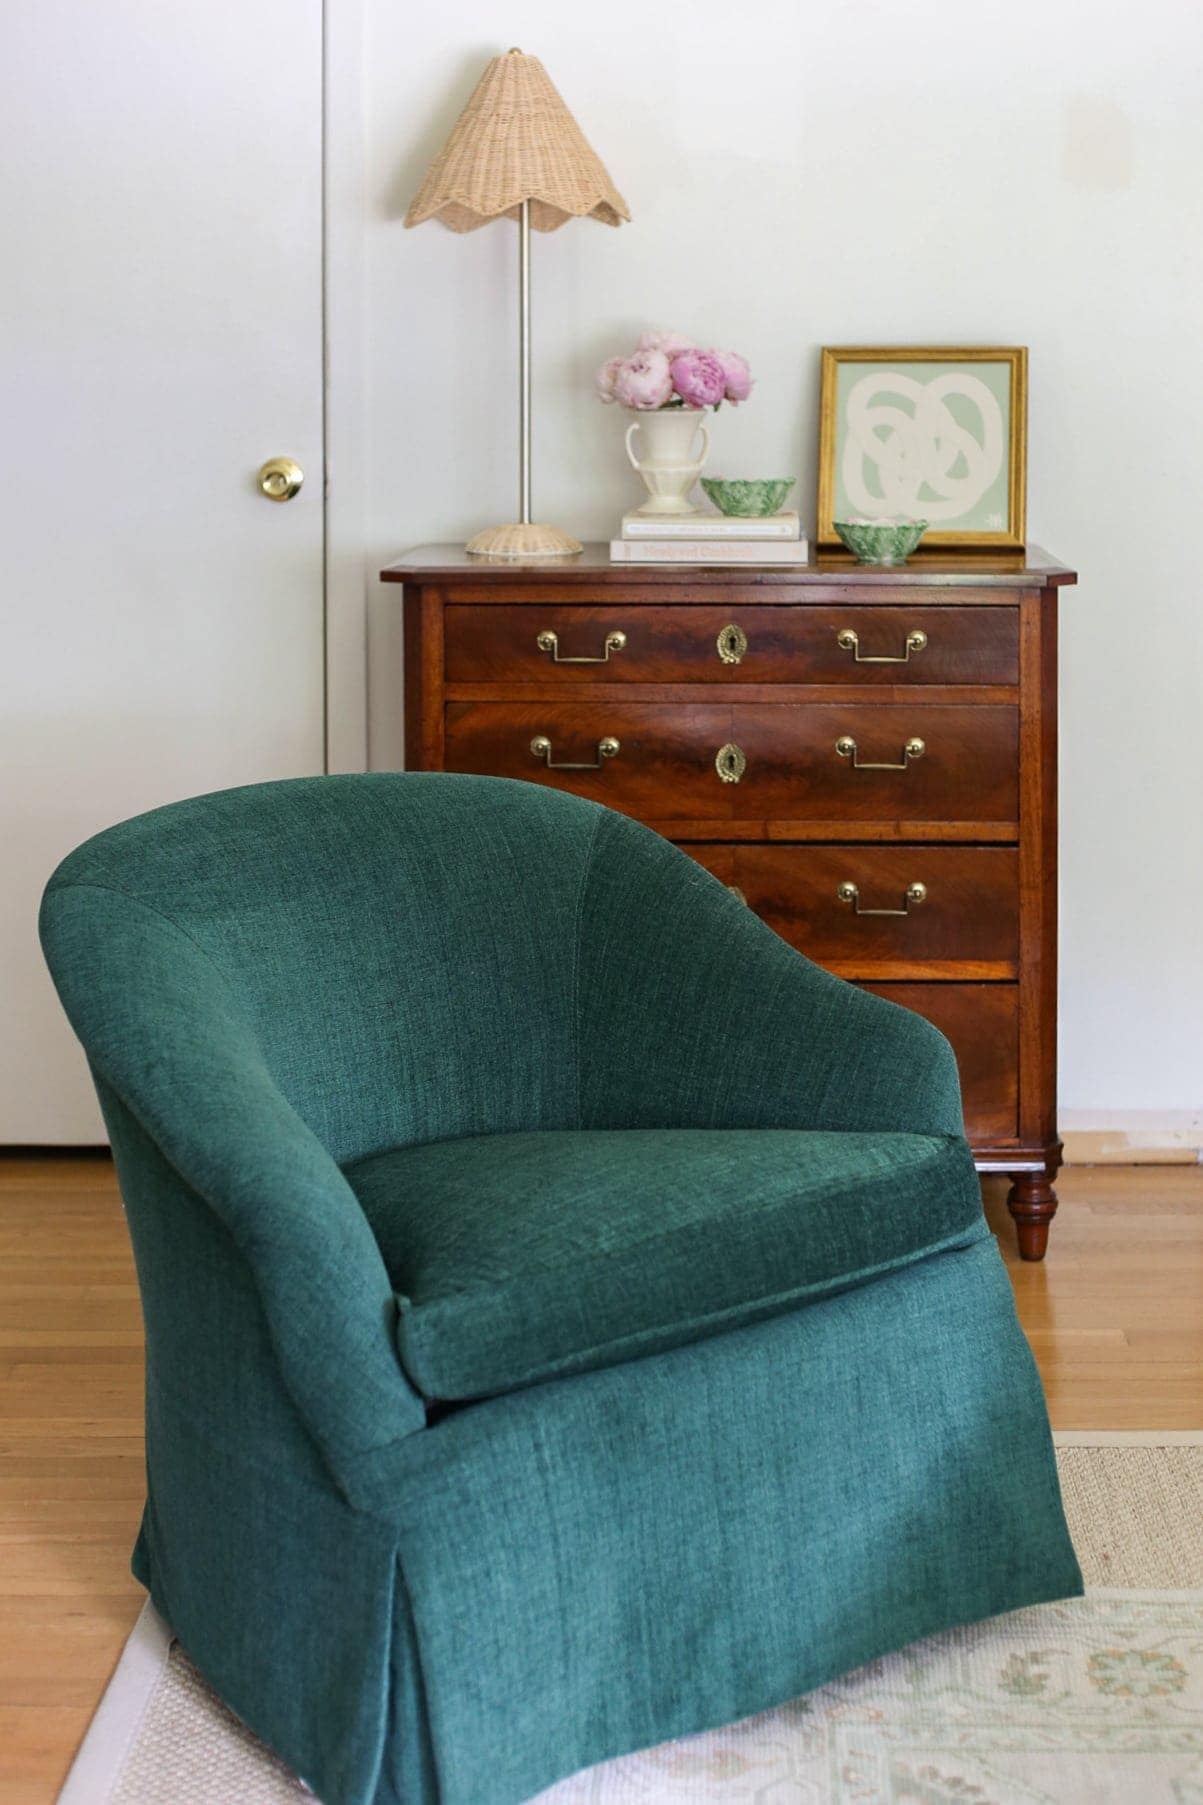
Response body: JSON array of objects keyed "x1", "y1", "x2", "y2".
[{"x1": 2, "y1": 2, "x2": 325, "y2": 1139}]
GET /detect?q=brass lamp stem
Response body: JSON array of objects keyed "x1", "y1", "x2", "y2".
[
  {"x1": 462, "y1": 190, "x2": 581, "y2": 556},
  {"x1": 519, "y1": 198, "x2": 531, "y2": 526}
]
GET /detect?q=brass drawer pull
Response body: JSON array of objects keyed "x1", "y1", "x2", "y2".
[
  {"x1": 837, "y1": 880, "x2": 927, "y2": 916},
  {"x1": 836, "y1": 734, "x2": 925, "y2": 770},
  {"x1": 536, "y1": 628, "x2": 627, "y2": 665},
  {"x1": 716, "y1": 623, "x2": 748, "y2": 665},
  {"x1": 714, "y1": 742, "x2": 747, "y2": 784},
  {"x1": 530, "y1": 734, "x2": 620, "y2": 770},
  {"x1": 837, "y1": 627, "x2": 927, "y2": 664}
]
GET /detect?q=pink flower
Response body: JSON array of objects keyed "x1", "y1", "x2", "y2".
[
  {"x1": 715, "y1": 350, "x2": 753, "y2": 404},
  {"x1": 669, "y1": 349, "x2": 727, "y2": 410},
  {"x1": 613, "y1": 349, "x2": 674, "y2": 410},
  {"x1": 594, "y1": 355, "x2": 625, "y2": 403},
  {"x1": 637, "y1": 327, "x2": 696, "y2": 360}
]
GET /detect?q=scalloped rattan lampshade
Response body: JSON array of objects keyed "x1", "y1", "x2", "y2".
[
  {"x1": 405, "y1": 50, "x2": 629, "y2": 557},
  {"x1": 405, "y1": 50, "x2": 629, "y2": 236}
]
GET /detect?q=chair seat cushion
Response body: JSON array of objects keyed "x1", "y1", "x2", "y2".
[{"x1": 343, "y1": 1128, "x2": 986, "y2": 1402}]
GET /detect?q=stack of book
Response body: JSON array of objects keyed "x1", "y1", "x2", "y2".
[{"x1": 609, "y1": 509, "x2": 808, "y2": 565}]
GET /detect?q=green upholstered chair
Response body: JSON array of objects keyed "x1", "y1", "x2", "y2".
[{"x1": 40, "y1": 774, "x2": 1080, "y2": 1805}]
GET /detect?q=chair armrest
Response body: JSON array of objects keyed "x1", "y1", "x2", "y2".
[
  {"x1": 577, "y1": 815, "x2": 964, "y2": 1140},
  {"x1": 40, "y1": 882, "x2": 426, "y2": 1509}
]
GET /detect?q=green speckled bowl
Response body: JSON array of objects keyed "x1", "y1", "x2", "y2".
[
  {"x1": 701, "y1": 477, "x2": 796, "y2": 518},
  {"x1": 833, "y1": 518, "x2": 929, "y2": 566}
]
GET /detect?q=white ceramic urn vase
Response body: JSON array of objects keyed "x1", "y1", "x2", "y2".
[{"x1": 624, "y1": 408, "x2": 711, "y2": 515}]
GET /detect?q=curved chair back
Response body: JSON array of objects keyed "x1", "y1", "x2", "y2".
[
  {"x1": 42, "y1": 774, "x2": 613, "y2": 1163},
  {"x1": 43, "y1": 772, "x2": 959, "y2": 1171}
]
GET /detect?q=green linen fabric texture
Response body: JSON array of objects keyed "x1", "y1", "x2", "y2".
[
  {"x1": 39, "y1": 774, "x2": 1082, "y2": 1805},
  {"x1": 346, "y1": 1128, "x2": 987, "y2": 1398}
]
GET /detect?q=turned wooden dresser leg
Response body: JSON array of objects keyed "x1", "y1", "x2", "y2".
[{"x1": 1006, "y1": 1173, "x2": 1058, "y2": 1261}]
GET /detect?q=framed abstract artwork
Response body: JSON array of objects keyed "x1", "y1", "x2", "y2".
[{"x1": 817, "y1": 346, "x2": 1027, "y2": 548}]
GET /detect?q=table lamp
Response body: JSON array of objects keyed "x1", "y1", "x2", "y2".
[{"x1": 405, "y1": 49, "x2": 629, "y2": 557}]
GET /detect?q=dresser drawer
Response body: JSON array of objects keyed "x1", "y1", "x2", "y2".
[
  {"x1": 859, "y1": 982, "x2": 1019, "y2": 1143},
  {"x1": 689, "y1": 845, "x2": 1018, "y2": 978},
  {"x1": 445, "y1": 702, "x2": 731, "y2": 819},
  {"x1": 444, "y1": 701, "x2": 1019, "y2": 828},
  {"x1": 728, "y1": 704, "x2": 1018, "y2": 824},
  {"x1": 445, "y1": 603, "x2": 1018, "y2": 686}
]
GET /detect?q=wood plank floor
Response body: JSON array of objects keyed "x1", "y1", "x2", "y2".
[{"x1": 2, "y1": 1152, "x2": 1201, "y2": 1803}]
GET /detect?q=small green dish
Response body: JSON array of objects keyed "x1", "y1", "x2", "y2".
[
  {"x1": 833, "y1": 518, "x2": 929, "y2": 566},
  {"x1": 700, "y1": 477, "x2": 796, "y2": 518}
]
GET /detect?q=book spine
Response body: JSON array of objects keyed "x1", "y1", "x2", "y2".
[
  {"x1": 610, "y1": 539, "x2": 809, "y2": 564},
  {"x1": 622, "y1": 517, "x2": 798, "y2": 541}
]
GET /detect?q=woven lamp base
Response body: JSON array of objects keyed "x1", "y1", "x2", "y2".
[{"x1": 466, "y1": 522, "x2": 583, "y2": 559}]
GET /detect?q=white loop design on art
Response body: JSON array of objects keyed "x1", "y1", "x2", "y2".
[{"x1": 841, "y1": 371, "x2": 1004, "y2": 522}]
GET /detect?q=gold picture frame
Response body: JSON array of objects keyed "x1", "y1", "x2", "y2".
[{"x1": 817, "y1": 346, "x2": 1028, "y2": 549}]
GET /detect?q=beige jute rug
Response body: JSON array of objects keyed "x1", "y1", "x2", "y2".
[{"x1": 60, "y1": 1433, "x2": 1203, "y2": 1805}]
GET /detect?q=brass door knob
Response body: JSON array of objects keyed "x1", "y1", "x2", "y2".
[{"x1": 257, "y1": 457, "x2": 304, "y2": 502}]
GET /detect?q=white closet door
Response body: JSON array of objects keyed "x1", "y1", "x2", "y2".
[{"x1": 1, "y1": 1, "x2": 326, "y2": 1140}]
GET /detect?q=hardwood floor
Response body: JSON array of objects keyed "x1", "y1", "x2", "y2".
[
  {"x1": 1, "y1": 1155, "x2": 144, "y2": 1805},
  {"x1": 1, "y1": 1152, "x2": 1201, "y2": 1803}
]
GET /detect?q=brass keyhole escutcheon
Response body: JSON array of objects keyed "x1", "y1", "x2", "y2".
[
  {"x1": 257, "y1": 457, "x2": 304, "y2": 502},
  {"x1": 714, "y1": 742, "x2": 747, "y2": 784},
  {"x1": 716, "y1": 623, "x2": 748, "y2": 665}
]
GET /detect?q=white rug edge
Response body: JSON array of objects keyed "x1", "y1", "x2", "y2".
[
  {"x1": 1087, "y1": 1585, "x2": 1203, "y2": 1601},
  {"x1": 1055, "y1": 1429, "x2": 1203, "y2": 1445},
  {"x1": 58, "y1": 1598, "x2": 172, "y2": 1805}
]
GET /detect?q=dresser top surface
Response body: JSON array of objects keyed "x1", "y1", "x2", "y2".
[{"x1": 382, "y1": 544, "x2": 1076, "y2": 587}]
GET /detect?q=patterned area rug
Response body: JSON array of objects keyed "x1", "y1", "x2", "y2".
[{"x1": 60, "y1": 1435, "x2": 1203, "y2": 1805}]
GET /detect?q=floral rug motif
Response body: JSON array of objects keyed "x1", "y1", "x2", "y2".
[{"x1": 538, "y1": 1594, "x2": 1203, "y2": 1805}]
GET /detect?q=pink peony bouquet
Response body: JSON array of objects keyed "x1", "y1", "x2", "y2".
[{"x1": 596, "y1": 330, "x2": 753, "y2": 411}]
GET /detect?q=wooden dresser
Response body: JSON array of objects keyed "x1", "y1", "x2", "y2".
[{"x1": 382, "y1": 544, "x2": 1076, "y2": 1259}]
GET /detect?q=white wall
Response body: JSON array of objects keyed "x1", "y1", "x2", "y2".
[{"x1": 360, "y1": 0, "x2": 1203, "y2": 1116}]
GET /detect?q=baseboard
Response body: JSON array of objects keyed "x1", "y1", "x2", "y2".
[
  {"x1": 0, "y1": 1143, "x2": 111, "y2": 1158},
  {"x1": 1060, "y1": 1110, "x2": 1203, "y2": 1166}
]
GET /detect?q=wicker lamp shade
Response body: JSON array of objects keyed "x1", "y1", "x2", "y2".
[
  {"x1": 405, "y1": 50, "x2": 629, "y2": 557},
  {"x1": 405, "y1": 51, "x2": 629, "y2": 235}
]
